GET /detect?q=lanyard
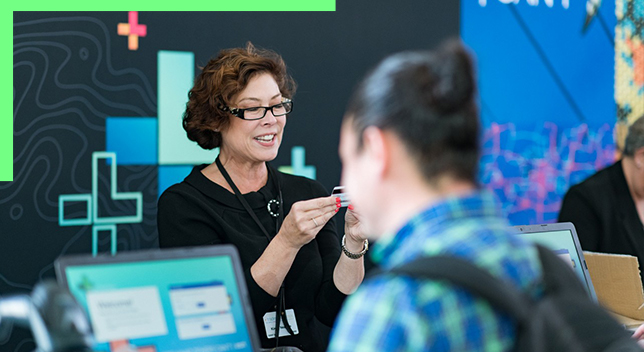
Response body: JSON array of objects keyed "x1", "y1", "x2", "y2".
[
  {"x1": 215, "y1": 156, "x2": 283, "y2": 241},
  {"x1": 214, "y1": 157, "x2": 295, "y2": 344}
]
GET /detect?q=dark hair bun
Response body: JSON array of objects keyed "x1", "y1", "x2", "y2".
[
  {"x1": 183, "y1": 111, "x2": 221, "y2": 150},
  {"x1": 430, "y1": 40, "x2": 475, "y2": 114}
]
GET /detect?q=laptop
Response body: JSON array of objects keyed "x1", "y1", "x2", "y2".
[
  {"x1": 55, "y1": 244, "x2": 261, "y2": 352},
  {"x1": 513, "y1": 222, "x2": 598, "y2": 302}
]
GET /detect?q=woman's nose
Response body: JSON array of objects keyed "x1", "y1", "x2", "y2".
[{"x1": 262, "y1": 109, "x2": 278, "y2": 124}]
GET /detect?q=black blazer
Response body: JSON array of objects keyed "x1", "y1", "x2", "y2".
[{"x1": 558, "y1": 160, "x2": 644, "y2": 286}]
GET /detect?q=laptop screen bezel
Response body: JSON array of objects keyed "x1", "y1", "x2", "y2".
[{"x1": 513, "y1": 222, "x2": 598, "y2": 302}]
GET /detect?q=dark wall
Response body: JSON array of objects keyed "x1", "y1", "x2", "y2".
[{"x1": 5, "y1": 4, "x2": 458, "y2": 351}]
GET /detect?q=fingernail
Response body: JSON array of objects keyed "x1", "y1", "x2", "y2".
[
  {"x1": 336, "y1": 203, "x2": 341, "y2": 208},
  {"x1": 335, "y1": 197, "x2": 341, "y2": 203},
  {"x1": 348, "y1": 204, "x2": 354, "y2": 210},
  {"x1": 335, "y1": 208, "x2": 339, "y2": 213}
]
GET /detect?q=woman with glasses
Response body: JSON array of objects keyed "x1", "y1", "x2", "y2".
[{"x1": 157, "y1": 43, "x2": 366, "y2": 352}]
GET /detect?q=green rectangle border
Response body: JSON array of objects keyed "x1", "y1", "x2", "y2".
[
  {"x1": 6, "y1": 2, "x2": 335, "y2": 181},
  {"x1": 14, "y1": 1, "x2": 335, "y2": 11},
  {"x1": 2, "y1": 10, "x2": 10, "y2": 181}
]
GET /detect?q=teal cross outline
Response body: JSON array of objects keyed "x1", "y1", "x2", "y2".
[
  {"x1": 278, "y1": 146, "x2": 316, "y2": 180},
  {"x1": 58, "y1": 151, "x2": 143, "y2": 256}
]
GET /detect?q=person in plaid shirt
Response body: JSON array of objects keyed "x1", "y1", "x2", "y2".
[{"x1": 327, "y1": 40, "x2": 544, "y2": 352}]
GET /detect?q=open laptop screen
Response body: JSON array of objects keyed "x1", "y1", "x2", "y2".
[
  {"x1": 55, "y1": 245, "x2": 259, "y2": 352},
  {"x1": 514, "y1": 222, "x2": 597, "y2": 301}
]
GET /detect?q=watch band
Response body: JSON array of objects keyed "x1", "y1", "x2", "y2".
[{"x1": 341, "y1": 235, "x2": 369, "y2": 259}]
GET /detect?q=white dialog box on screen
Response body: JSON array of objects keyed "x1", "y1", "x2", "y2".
[
  {"x1": 169, "y1": 282, "x2": 231, "y2": 316},
  {"x1": 169, "y1": 282, "x2": 236, "y2": 339},
  {"x1": 175, "y1": 313, "x2": 236, "y2": 339},
  {"x1": 86, "y1": 286, "x2": 168, "y2": 342}
]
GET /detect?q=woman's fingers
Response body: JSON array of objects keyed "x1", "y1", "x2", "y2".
[
  {"x1": 279, "y1": 196, "x2": 343, "y2": 249},
  {"x1": 633, "y1": 323, "x2": 644, "y2": 340},
  {"x1": 344, "y1": 205, "x2": 366, "y2": 242},
  {"x1": 291, "y1": 196, "x2": 341, "y2": 230},
  {"x1": 309, "y1": 198, "x2": 341, "y2": 227},
  {"x1": 299, "y1": 196, "x2": 341, "y2": 213},
  {"x1": 295, "y1": 197, "x2": 340, "y2": 216},
  {"x1": 309, "y1": 206, "x2": 339, "y2": 228}
]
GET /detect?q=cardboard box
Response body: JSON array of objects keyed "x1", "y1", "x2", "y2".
[{"x1": 583, "y1": 251, "x2": 644, "y2": 324}]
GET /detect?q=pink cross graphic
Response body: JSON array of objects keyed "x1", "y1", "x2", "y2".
[{"x1": 117, "y1": 11, "x2": 147, "y2": 51}]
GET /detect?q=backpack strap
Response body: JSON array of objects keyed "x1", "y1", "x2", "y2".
[
  {"x1": 533, "y1": 244, "x2": 588, "y2": 296},
  {"x1": 388, "y1": 254, "x2": 533, "y2": 323}
]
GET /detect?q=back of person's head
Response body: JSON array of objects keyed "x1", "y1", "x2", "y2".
[
  {"x1": 623, "y1": 115, "x2": 644, "y2": 157},
  {"x1": 345, "y1": 39, "x2": 479, "y2": 185},
  {"x1": 183, "y1": 42, "x2": 296, "y2": 149}
]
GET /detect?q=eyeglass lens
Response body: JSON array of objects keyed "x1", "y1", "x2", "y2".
[{"x1": 244, "y1": 102, "x2": 292, "y2": 119}]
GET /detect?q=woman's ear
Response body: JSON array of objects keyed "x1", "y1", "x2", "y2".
[{"x1": 212, "y1": 119, "x2": 226, "y2": 133}]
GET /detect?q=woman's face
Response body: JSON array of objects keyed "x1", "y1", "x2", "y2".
[{"x1": 220, "y1": 73, "x2": 286, "y2": 164}]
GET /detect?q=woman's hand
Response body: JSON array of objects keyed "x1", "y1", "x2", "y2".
[
  {"x1": 333, "y1": 203, "x2": 367, "y2": 295},
  {"x1": 344, "y1": 205, "x2": 368, "y2": 252},
  {"x1": 277, "y1": 196, "x2": 341, "y2": 249}
]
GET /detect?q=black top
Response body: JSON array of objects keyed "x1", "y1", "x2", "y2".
[
  {"x1": 558, "y1": 160, "x2": 644, "y2": 286},
  {"x1": 157, "y1": 164, "x2": 346, "y2": 352}
]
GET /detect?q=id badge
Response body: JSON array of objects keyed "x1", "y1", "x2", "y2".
[{"x1": 263, "y1": 309, "x2": 300, "y2": 339}]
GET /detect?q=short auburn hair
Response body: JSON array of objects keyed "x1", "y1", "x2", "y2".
[{"x1": 183, "y1": 42, "x2": 296, "y2": 149}]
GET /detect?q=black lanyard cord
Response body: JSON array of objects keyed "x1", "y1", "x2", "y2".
[
  {"x1": 215, "y1": 157, "x2": 276, "y2": 241},
  {"x1": 214, "y1": 157, "x2": 294, "y2": 345}
]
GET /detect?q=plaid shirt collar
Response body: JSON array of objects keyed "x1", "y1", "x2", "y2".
[{"x1": 370, "y1": 190, "x2": 504, "y2": 269}]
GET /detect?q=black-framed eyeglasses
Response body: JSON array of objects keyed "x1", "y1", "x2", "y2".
[{"x1": 219, "y1": 98, "x2": 293, "y2": 120}]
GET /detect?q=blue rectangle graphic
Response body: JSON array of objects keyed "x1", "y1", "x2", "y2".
[{"x1": 106, "y1": 117, "x2": 158, "y2": 165}]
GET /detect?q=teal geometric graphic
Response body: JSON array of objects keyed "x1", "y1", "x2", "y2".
[
  {"x1": 58, "y1": 194, "x2": 92, "y2": 226},
  {"x1": 92, "y1": 224, "x2": 117, "y2": 256},
  {"x1": 278, "y1": 146, "x2": 316, "y2": 180},
  {"x1": 158, "y1": 51, "x2": 218, "y2": 165},
  {"x1": 92, "y1": 152, "x2": 142, "y2": 225},
  {"x1": 58, "y1": 151, "x2": 143, "y2": 256}
]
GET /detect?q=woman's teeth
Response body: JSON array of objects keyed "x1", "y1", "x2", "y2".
[{"x1": 255, "y1": 134, "x2": 275, "y2": 142}]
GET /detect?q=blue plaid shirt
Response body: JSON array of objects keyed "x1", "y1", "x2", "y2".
[{"x1": 328, "y1": 191, "x2": 543, "y2": 352}]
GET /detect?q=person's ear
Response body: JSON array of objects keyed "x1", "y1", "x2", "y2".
[{"x1": 361, "y1": 126, "x2": 389, "y2": 178}]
